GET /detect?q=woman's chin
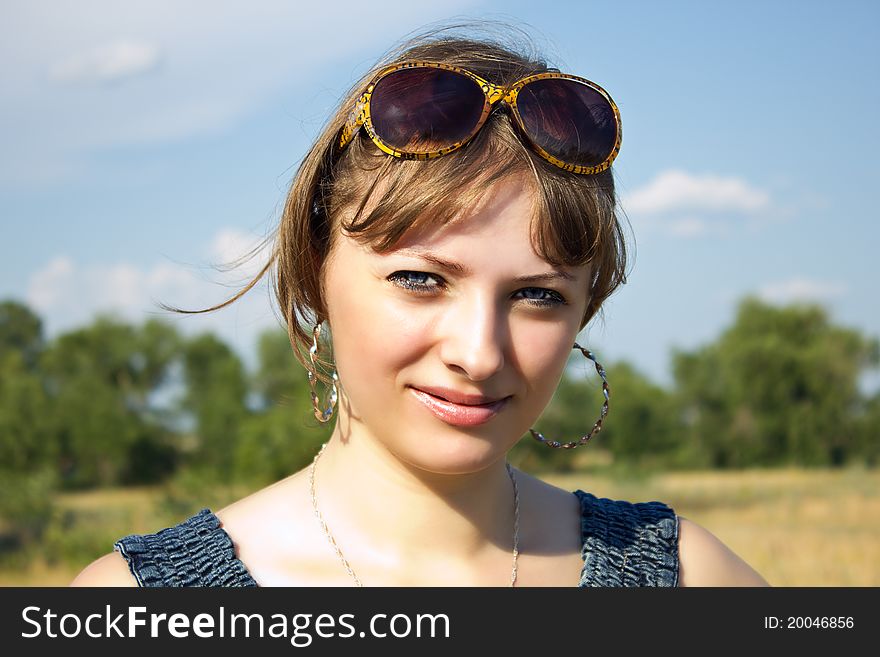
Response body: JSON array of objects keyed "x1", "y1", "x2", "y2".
[{"x1": 390, "y1": 433, "x2": 509, "y2": 476}]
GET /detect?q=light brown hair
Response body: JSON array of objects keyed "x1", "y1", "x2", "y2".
[{"x1": 161, "y1": 23, "x2": 630, "y2": 384}]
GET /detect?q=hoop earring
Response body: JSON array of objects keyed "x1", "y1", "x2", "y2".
[
  {"x1": 529, "y1": 343, "x2": 610, "y2": 449},
  {"x1": 308, "y1": 321, "x2": 338, "y2": 423}
]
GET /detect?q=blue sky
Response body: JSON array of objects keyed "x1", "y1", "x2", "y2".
[{"x1": 2, "y1": 0, "x2": 878, "y2": 390}]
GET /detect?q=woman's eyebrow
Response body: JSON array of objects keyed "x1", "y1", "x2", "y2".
[{"x1": 394, "y1": 248, "x2": 577, "y2": 283}]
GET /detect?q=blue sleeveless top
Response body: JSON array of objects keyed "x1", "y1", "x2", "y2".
[{"x1": 113, "y1": 490, "x2": 680, "y2": 587}]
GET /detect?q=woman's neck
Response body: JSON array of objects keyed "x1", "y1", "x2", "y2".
[{"x1": 314, "y1": 425, "x2": 518, "y2": 570}]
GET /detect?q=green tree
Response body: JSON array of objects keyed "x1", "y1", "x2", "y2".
[
  {"x1": 672, "y1": 297, "x2": 880, "y2": 467},
  {"x1": 853, "y1": 389, "x2": 880, "y2": 466},
  {"x1": 0, "y1": 300, "x2": 44, "y2": 371},
  {"x1": 0, "y1": 348, "x2": 57, "y2": 552},
  {"x1": 235, "y1": 328, "x2": 331, "y2": 483},
  {"x1": 251, "y1": 327, "x2": 310, "y2": 409},
  {"x1": 39, "y1": 314, "x2": 182, "y2": 487},
  {"x1": 0, "y1": 349, "x2": 55, "y2": 472},
  {"x1": 180, "y1": 332, "x2": 248, "y2": 479},
  {"x1": 598, "y1": 361, "x2": 679, "y2": 467},
  {"x1": 0, "y1": 302, "x2": 54, "y2": 550}
]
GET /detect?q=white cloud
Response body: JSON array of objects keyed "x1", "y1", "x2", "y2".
[
  {"x1": 667, "y1": 216, "x2": 708, "y2": 238},
  {"x1": 621, "y1": 169, "x2": 774, "y2": 238},
  {"x1": 757, "y1": 278, "x2": 847, "y2": 304},
  {"x1": 25, "y1": 228, "x2": 282, "y2": 369},
  {"x1": 625, "y1": 169, "x2": 770, "y2": 215},
  {"x1": 48, "y1": 39, "x2": 161, "y2": 84},
  {"x1": 28, "y1": 255, "x2": 203, "y2": 322},
  {"x1": 27, "y1": 256, "x2": 76, "y2": 309}
]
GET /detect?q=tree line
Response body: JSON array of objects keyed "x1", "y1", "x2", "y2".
[{"x1": 1, "y1": 296, "x2": 878, "y2": 547}]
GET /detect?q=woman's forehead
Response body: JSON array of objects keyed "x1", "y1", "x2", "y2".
[
  {"x1": 346, "y1": 191, "x2": 584, "y2": 282},
  {"x1": 328, "y1": 171, "x2": 586, "y2": 281}
]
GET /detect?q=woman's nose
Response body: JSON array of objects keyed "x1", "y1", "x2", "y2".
[{"x1": 437, "y1": 293, "x2": 506, "y2": 382}]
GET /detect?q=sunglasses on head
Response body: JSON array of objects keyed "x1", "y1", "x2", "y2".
[{"x1": 337, "y1": 61, "x2": 622, "y2": 175}]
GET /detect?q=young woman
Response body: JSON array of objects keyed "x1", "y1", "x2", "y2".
[{"x1": 72, "y1": 26, "x2": 768, "y2": 587}]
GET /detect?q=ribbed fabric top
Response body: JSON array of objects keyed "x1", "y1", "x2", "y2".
[
  {"x1": 114, "y1": 490, "x2": 679, "y2": 587},
  {"x1": 574, "y1": 490, "x2": 680, "y2": 587},
  {"x1": 114, "y1": 508, "x2": 258, "y2": 587}
]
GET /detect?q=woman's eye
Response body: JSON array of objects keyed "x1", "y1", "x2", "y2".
[
  {"x1": 387, "y1": 271, "x2": 443, "y2": 292},
  {"x1": 518, "y1": 288, "x2": 568, "y2": 308},
  {"x1": 387, "y1": 271, "x2": 567, "y2": 308}
]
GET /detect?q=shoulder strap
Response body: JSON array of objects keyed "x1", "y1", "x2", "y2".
[
  {"x1": 114, "y1": 508, "x2": 258, "y2": 587},
  {"x1": 574, "y1": 490, "x2": 680, "y2": 587}
]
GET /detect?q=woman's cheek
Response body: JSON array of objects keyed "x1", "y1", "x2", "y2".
[
  {"x1": 515, "y1": 323, "x2": 573, "y2": 409},
  {"x1": 332, "y1": 290, "x2": 433, "y2": 411}
]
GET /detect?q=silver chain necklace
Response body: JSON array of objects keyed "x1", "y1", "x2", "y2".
[{"x1": 308, "y1": 442, "x2": 520, "y2": 587}]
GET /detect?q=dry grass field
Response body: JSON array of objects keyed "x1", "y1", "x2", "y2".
[{"x1": 2, "y1": 466, "x2": 877, "y2": 586}]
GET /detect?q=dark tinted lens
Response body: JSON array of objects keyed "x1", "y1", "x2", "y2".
[
  {"x1": 370, "y1": 67, "x2": 486, "y2": 152},
  {"x1": 516, "y1": 78, "x2": 617, "y2": 167}
]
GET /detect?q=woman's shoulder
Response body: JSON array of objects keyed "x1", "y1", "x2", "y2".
[
  {"x1": 676, "y1": 515, "x2": 770, "y2": 586},
  {"x1": 71, "y1": 551, "x2": 139, "y2": 587},
  {"x1": 211, "y1": 469, "x2": 351, "y2": 585}
]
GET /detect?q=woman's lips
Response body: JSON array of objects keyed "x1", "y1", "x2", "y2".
[{"x1": 409, "y1": 387, "x2": 510, "y2": 426}]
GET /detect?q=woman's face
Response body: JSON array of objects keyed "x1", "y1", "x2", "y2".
[{"x1": 321, "y1": 173, "x2": 590, "y2": 474}]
